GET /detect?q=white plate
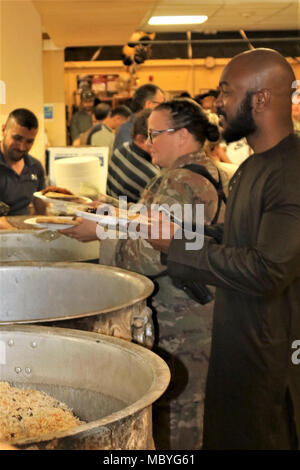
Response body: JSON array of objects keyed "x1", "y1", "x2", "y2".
[
  {"x1": 76, "y1": 209, "x2": 151, "y2": 227},
  {"x1": 76, "y1": 210, "x2": 127, "y2": 227},
  {"x1": 24, "y1": 217, "x2": 77, "y2": 230},
  {"x1": 34, "y1": 191, "x2": 92, "y2": 205}
]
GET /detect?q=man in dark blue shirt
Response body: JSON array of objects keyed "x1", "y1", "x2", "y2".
[{"x1": 0, "y1": 108, "x2": 46, "y2": 221}]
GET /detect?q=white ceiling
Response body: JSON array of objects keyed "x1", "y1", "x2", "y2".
[{"x1": 32, "y1": 0, "x2": 300, "y2": 48}]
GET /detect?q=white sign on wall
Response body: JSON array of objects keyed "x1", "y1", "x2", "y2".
[{"x1": 44, "y1": 103, "x2": 54, "y2": 120}]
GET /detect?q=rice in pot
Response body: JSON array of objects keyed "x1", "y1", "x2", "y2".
[{"x1": 0, "y1": 382, "x2": 83, "y2": 443}]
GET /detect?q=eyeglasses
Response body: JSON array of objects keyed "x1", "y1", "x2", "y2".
[{"x1": 147, "y1": 128, "x2": 181, "y2": 144}]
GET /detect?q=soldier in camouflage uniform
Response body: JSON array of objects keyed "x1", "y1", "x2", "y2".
[{"x1": 99, "y1": 99, "x2": 229, "y2": 450}]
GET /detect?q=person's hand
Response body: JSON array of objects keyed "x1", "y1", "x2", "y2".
[{"x1": 59, "y1": 217, "x2": 98, "y2": 242}]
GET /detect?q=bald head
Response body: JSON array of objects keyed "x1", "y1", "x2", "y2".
[
  {"x1": 217, "y1": 49, "x2": 295, "y2": 150},
  {"x1": 226, "y1": 48, "x2": 295, "y2": 101}
]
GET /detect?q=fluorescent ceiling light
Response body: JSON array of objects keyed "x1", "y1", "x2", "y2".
[{"x1": 148, "y1": 16, "x2": 208, "y2": 26}]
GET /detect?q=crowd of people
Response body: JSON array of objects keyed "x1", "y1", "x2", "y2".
[{"x1": 0, "y1": 48, "x2": 300, "y2": 450}]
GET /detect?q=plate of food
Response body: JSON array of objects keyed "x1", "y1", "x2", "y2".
[
  {"x1": 24, "y1": 216, "x2": 80, "y2": 230},
  {"x1": 34, "y1": 186, "x2": 92, "y2": 205},
  {"x1": 76, "y1": 205, "x2": 151, "y2": 227},
  {"x1": 75, "y1": 210, "x2": 124, "y2": 227}
]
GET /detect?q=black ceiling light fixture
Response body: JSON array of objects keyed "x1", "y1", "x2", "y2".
[
  {"x1": 122, "y1": 32, "x2": 155, "y2": 66},
  {"x1": 64, "y1": 30, "x2": 300, "y2": 62}
]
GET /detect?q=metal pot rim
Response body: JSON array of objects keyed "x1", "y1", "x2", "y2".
[
  {"x1": 0, "y1": 324, "x2": 170, "y2": 447},
  {"x1": 0, "y1": 262, "x2": 154, "y2": 324}
]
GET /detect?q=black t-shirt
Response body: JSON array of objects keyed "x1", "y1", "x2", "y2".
[{"x1": 0, "y1": 151, "x2": 45, "y2": 215}]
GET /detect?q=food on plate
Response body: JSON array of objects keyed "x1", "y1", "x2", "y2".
[
  {"x1": 40, "y1": 186, "x2": 88, "y2": 203},
  {"x1": 83, "y1": 205, "x2": 137, "y2": 219},
  {"x1": 41, "y1": 186, "x2": 74, "y2": 196},
  {"x1": 85, "y1": 207, "x2": 97, "y2": 214},
  {"x1": 35, "y1": 216, "x2": 80, "y2": 225},
  {"x1": 0, "y1": 382, "x2": 84, "y2": 444},
  {"x1": 42, "y1": 192, "x2": 87, "y2": 203},
  {"x1": 81, "y1": 204, "x2": 150, "y2": 225}
]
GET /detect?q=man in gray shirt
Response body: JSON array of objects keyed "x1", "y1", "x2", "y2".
[
  {"x1": 70, "y1": 90, "x2": 95, "y2": 143},
  {"x1": 112, "y1": 83, "x2": 165, "y2": 152}
]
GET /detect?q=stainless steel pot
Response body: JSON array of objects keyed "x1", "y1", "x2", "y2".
[
  {"x1": 0, "y1": 325, "x2": 170, "y2": 450},
  {"x1": 0, "y1": 230, "x2": 99, "y2": 262},
  {"x1": 0, "y1": 262, "x2": 154, "y2": 347}
]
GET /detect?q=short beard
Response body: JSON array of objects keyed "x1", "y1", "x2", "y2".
[
  {"x1": 221, "y1": 91, "x2": 257, "y2": 144},
  {"x1": 2, "y1": 140, "x2": 24, "y2": 162}
]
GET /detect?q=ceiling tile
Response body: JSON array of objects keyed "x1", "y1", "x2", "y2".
[{"x1": 32, "y1": 0, "x2": 300, "y2": 47}]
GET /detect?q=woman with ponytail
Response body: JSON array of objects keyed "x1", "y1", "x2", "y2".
[
  {"x1": 63, "y1": 98, "x2": 229, "y2": 449},
  {"x1": 99, "y1": 98, "x2": 229, "y2": 450}
]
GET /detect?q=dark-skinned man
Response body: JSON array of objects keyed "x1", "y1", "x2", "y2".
[{"x1": 146, "y1": 48, "x2": 300, "y2": 450}]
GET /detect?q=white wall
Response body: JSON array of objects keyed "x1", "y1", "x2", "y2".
[{"x1": 0, "y1": 0, "x2": 45, "y2": 164}]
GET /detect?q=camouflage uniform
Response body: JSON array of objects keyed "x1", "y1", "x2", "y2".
[{"x1": 100, "y1": 150, "x2": 228, "y2": 450}]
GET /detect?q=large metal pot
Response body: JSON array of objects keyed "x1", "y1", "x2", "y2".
[
  {"x1": 0, "y1": 262, "x2": 154, "y2": 347},
  {"x1": 0, "y1": 229, "x2": 99, "y2": 262},
  {"x1": 0, "y1": 325, "x2": 170, "y2": 450}
]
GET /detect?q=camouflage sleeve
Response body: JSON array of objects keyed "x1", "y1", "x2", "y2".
[
  {"x1": 99, "y1": 174, "x2": 164, "y2": 275},
  {"x1": 111, "y1": 168, "x2": 219, "y2": 276},
  {"x1": 151, "y1": 168, "x2": 219, "y2": 224},
  {"x1": 99, "y1": 235, "x2": 165, "y2": 276},
  {"x1": 116, "y1": 237, "x2": 166, "y2": 276}
]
